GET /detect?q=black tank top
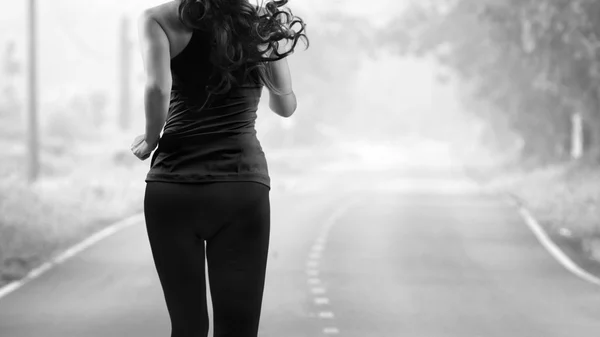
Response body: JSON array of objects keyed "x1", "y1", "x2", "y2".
[{"x1": 145, "y1": 29, "x2": 270, "y2": 189}]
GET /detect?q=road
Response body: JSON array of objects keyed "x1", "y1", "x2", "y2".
[{"x1": 1, "y1": 168, "x2": 599, "y2": 336}]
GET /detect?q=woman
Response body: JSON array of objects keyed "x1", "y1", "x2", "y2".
[{"x1": 129, "y1": 0, "x2": 308, "y2": 336}]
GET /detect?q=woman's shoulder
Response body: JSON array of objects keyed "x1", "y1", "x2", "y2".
[
  {"x1": 139, "y1": 1, "x2": 186, "y2": 33},
  {"x1": 140, "y1": 1, "x2": 170, "y2": 19}
]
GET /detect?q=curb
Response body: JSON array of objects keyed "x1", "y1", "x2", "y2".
[{"x1": 0, "y1": 212, "x2": 145, "y2": 300}]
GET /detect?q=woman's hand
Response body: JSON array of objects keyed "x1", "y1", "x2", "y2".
[{"x1": 131, "y1": 134, "x2": 158, "y2": 161}]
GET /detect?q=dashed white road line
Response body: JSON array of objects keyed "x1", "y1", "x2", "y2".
[
  {"x1": 314, "y1": 297, "x2": 330, "y2": 305},
  {"x1": 318, "y1": 311, "x2": 335, "y2": 319},
  {"x1": 306, "y1": 260, "x2": 319, "y2": 268},
  {"x1": 312, "y1": 244, "x2": 325, "y2": 252},
  {"x1": 305, "y1": 197, "x2": 363, "y2": 336},
  {"x1": 307, "y1": 269, "x2": 320, "y2": 277},
  {"x1": 308, "y1": 278, "x2": 321, "y2": 285},
  {"x1": 311, "y1": 287, "x2": 327, "y2": 295},
  {"x1": 0, "y1": 213, "x2": 144, "y2": 300},
  {"x1": 323, "y1": 327, "x2": 340, "y2": 334}
]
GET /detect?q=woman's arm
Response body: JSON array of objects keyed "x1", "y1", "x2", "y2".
[
  {"x1": 266, "y1": 57, "x2": 297, "y2": 118},
  {"x1": 137, "y1": 11, "x2": 172, "y2": 147},
  {"x1": 255, "y1": 5, "x2": 297, "y2": 118}
]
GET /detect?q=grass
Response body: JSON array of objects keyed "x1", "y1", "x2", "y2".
[{"x1": 0, "y1": 130, "x2": 148, "y2": 287}]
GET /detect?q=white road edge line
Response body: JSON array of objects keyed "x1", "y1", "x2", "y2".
[
  {"x1": 0, "y1": 212, "x2": 145, "y2": 300},
  {"x1": 517, "y1": 205, "x2": 600, "y2": 286},
  {"x1": 465, "y1": 168, "x2": 600, "y2": 288}
]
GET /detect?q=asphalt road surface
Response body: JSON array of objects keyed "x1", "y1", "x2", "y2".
[{"x1": 1, "y1": 168, "x2": 599, "y2": 337}]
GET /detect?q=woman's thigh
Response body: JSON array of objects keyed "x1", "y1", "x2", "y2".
[
  {"x1": 143, "y1": 181, "x2": 270, "y2": 336},
  {"x1": 144, "y1": 182, "x2": 212, "y2": 335},
  {"x1": 205, "y1": 182, "x2": 271, "y2": 336}
]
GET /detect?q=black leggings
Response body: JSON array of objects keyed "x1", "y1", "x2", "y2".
[{"x1": 144, "y1": 181, "x2": 270, "y2": 337}]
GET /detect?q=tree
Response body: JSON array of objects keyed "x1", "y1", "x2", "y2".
[{"x1": 382, "y1": 0, "x2": 600, "y2": 164}]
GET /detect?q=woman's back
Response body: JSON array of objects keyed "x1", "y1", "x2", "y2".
[{"x1": 144, "y1": 2, "x2": 270, "y2": 188}]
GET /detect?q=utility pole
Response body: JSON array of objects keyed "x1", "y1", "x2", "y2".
[
  {"x1": 118, "y1": 14, "x2": 132, "y2": 131},
  {"x1": 27, "y1": 0, "x2": 39, "y2": 183},
  {"x1": 571, "y1": 112, "x2": 583, "y2": 159}
]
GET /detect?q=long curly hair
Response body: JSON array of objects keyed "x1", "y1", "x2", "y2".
[{"x1": 178, "y1": 0, "x2": 309, "y2": 97}]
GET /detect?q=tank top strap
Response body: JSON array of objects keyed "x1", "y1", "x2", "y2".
[{"x1": 172, "y1": 29, "x2": 203, "y2": 63}]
